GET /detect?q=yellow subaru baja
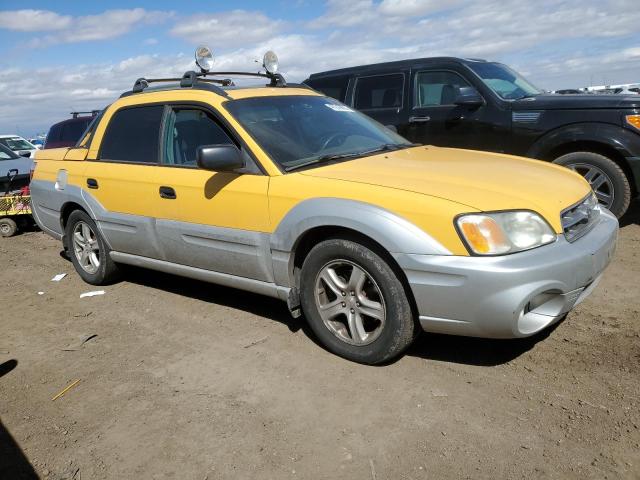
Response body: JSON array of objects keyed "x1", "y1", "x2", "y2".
[{"x1": 31, "y1": 49, "x2": 618, "y2": 364}]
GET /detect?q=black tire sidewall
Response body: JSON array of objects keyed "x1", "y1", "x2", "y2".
[
  {"x1": 300, "y1": 239, "x2": 416, "y2": 364},
  {"x1": 0, "y1": 218, "x2": 17, "y2": 237},
  {"x1": 65, "y1": 210, "x2": 114, "y2": 285},
  {"x1": 553, "y1": 152, "x2": 631, "y2": 217}
]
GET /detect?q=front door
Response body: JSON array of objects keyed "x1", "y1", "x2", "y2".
[
  {"x1": 154, "y1": 105, "x2": 272, "y2": 282},
  {"x1": 402, "y1": 70, "x2": 508, "y2": 152},
  {"x1": 83, "y1": 105, "x2": 163, "y2": 258}
]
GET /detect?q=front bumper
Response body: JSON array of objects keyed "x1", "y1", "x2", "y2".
[{"x1": 394, "y1": 209, "x2": 618, "y2": 338}]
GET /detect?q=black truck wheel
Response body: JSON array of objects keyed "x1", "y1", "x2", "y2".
[{"x1": 553, "y1": 152, "x2": 631, "y2": 218}]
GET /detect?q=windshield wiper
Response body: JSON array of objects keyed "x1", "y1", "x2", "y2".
[{"x1": 284, "y1": 143, "x2": 416, "y2": 172}]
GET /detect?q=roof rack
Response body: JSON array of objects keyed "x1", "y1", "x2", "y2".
[
  {"x1": 71, "y1": 110, "x2": 101, "y2": 118},
  {"x1": 122, "y1": 69, "x2": 287, "y2": 98}
]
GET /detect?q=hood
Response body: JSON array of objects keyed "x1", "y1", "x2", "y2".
[
  {"x1": 513, "y1": 93, "x2": 640, "y2": 110},
  {"x1": 300, "y1": 146, "x2": 591, "y2": 232}
]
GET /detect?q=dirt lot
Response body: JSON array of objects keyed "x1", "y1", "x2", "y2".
[{"x1": 1, "y1": 202, "x2": 639, "y2": 480}]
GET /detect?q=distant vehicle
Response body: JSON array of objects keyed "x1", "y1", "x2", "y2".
[
  {"x1": 305, "y1": 57, "x2": 640, "y2": 217},
  {"x1": 0, "y1": 135, "x2": 38, "y2": 158},
  {"x1": 28, "y1": 138, "x2": 44, "y2": 149},
  {"x1": 44, "y1": 111, "x2": 100, "y2": 149},
  {"x1": 0, "y1": 144, "x2": 32, "y2": 192},
  {"x1": 553, "y1": 89, "x2": 584, "y2": 95}
]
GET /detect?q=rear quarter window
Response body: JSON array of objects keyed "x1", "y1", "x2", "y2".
[{"x1": 306, "y1": 75, "x2": 350, "y2": 102}]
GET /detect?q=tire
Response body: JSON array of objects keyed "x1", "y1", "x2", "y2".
[
  {"x1": 553, "y1": 151, "x2": 631, "y2": 218},
  {"x1": 0, "y1": 218, "x2": 17, "y2": 237},
  {"x1": 299, "y1": 238, "x2": 418, "y2": 364},
  {"x1": 65, "y1": 210, "x2": 120, "y2": 285}
]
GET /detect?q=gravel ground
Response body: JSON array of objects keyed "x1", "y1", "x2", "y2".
[{"x1": 1, "y1": 201, "x2": 639, "y2": 479}]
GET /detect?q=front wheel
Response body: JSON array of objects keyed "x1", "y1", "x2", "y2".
[
  {"x1": 299, "y1": 238, "x2": 418, "y2": 364},
  {"x1": 553, "y1": 151, "x2": 631, "y2": 218}
]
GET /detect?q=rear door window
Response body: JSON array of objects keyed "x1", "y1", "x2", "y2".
[
  {"x1": 100, "y1": 106, "x2": 164, "y2": 163},
  {"x1": 414, "y1": 71, "x2": 470, "y2": 107},
  {"x1": 354, "y1": 73, "x2": 404, "y2": 110}
]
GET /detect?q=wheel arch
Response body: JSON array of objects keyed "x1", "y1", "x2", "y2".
[
  {"x1": 270, "y1": 198, "x2": 450, "y2": 312},
  {"x1": 527, "y1": 123, "x2": 638, "y2": 196}
]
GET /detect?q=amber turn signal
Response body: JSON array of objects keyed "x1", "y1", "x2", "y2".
[{"x1": 626, "y1": 115, "x2": 640, "y2": 131}]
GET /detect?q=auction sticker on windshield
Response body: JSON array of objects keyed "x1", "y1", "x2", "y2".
[{"x1": 325, "y1": 104, "x2": 353, "y2": 112}]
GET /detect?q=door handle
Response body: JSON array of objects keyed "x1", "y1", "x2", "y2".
[
  {"x1": 159, "y1": 186, "x2": 176, "y2": 199},
  {"x1": 409, "y1": 116, "x2": 431, "y2": 123},
  {"x1": 87, "y1": 178, "x2": 98, "y2": 189}
]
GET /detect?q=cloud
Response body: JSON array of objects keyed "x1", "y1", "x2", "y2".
[
  {"x1": 170, "y1": 10, "x2": 285, "y2": 46},
  {"x1": 2, "y1": 1, "x2": 640, "y2": 135},
  {"x1": 0, "y1": 9, "x2": 71, "y2": 32},
  {"x1": 9, "y1": 9, "x2": 173, "y2": 46}
]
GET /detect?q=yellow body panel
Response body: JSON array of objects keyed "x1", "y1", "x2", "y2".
[
  {"x1": 32, "y1": 87, "x2": 592, "y2": 257},
  {"x1": 154, "y1": 167, "x2": 270, "y2": 231}
]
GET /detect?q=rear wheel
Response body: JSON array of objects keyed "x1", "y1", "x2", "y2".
[
  {"x1": 299, "y1": 238, "x2": 418, "y2": 364},
  {"x1": 553, "y1": 151, "x2": 631, "y2": 217},
  {"x1": 66, "y1": 210, "x2": 120, "y2": 285},
  {"x1": 0, "y1": 218, "x2": 17, "y2": 237}
]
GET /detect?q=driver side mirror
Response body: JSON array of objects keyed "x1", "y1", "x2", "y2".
[
  {"x1": 454, "y1": 86, "x2": 484, "y2": 107},
  {"x1": 196, "y1": 144, "x2": 245, "y2": 172}
]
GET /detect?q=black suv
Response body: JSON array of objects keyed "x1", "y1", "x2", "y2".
[{"x1": 304, "y1": 58, "x2": 640, "y2": 217}]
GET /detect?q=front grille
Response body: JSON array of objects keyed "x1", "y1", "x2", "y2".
[{"x1": 561, "y1": 193, "x2": 600, "y2": 242}]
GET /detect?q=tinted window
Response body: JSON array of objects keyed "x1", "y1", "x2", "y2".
[
  {"x1": 306, "y1": 75, "x2": 350, "y2": 102},
  {"x1": 163, "y1": 108, "x2": 233, "y2": 166},
  {"x1": 45, "y1": 124, "x2": 62, "y2": 146},
  {"x1": 100, "y1": 106, "x2": 164, "y2": 163},
  {"x1": 415, "y1": 71, "x2": 470, "y2": 106},
  {"x1": 354, "y1": 74, "x2": 404, "y2": 110},
  {"x1": 61, "y1": 119, "x2": 90, "y2": 143}
]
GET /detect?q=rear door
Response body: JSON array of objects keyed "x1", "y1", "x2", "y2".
[{"x1": 83, "y1": 105, "x2": 163, "y2": 258}]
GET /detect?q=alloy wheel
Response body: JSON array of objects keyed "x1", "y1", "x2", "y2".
[
  {"x1": 568, "y1": 163, "x2": 615, "y2": 209},
  {"x1": 72, "y1": 221, "x2": 100, "y2": 274},
  {"x1": 314, "y1": 259, "x2": 386, "y2": 346}
]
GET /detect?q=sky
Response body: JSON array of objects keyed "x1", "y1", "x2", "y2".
[{"x1": 0, "y1": 0, "x2": 638, "y2": 137}]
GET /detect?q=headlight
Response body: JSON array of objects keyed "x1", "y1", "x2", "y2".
[{"x1": 456, "y1": 211, "x2": 556, "y2": 255}]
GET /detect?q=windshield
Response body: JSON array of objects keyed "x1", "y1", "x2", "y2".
[
  {"x1": 0, "y1": 144, "x2": 19, "y2": 160},
  {"x1": 0, "y1": 137, "x2": 35, "y2": 151},
  {"x1": 224, "y1": 95, "x2": 413, "y2": 171},
  {"x1": 467, "y1": 62, "x2": 541, "y2": 100}
]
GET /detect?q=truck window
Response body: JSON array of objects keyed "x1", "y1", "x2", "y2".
[
  {"x1": 414, "y1": 71, "x2": 470, "y2": 107},
  {"x1": 100, "y1": 106, "x2": 164, "y2": 163},
  {"x1": 162, "y1": 108, "x2": 234, "y2": 167},
  {"x1": 354, "y1": 74, "x2": 404, "y2": 110},
  {"x1": 306, "y1": 75, "x2": 350, "y2": 102}
]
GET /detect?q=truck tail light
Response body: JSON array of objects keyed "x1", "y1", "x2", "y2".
[
  {"x1": 30, "y1": 161, "x2": 37, "y2": 181},
  {"x1": 625, "y1": 114, "x2": 640, "y2": 131}
]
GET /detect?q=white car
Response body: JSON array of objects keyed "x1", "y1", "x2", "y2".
[{"x1": 0, "y1": 135, "x2": 38, "y2": 158}]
